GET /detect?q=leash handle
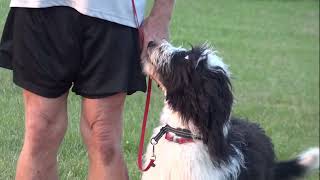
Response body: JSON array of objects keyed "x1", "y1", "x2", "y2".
[{"x1": 131, "y1": 0, "x2": 155, "y2": 172}]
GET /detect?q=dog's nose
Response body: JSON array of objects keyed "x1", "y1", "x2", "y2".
[{"x1": 147, "y1": 41, "x2": 156, "y2": 48}]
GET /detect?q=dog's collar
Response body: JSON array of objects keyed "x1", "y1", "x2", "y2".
[
  {"x1": 165, "y1": 132, "x2": 195, "y2": 144},
  {"x1": 151, "y1": 124, "x2": 201, "y2": 145}
]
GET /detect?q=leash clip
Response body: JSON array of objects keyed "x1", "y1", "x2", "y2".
[
  {"x1": 151, "y1": 144, "x2": 157, "y2": 161},
  {"x1": 151, "y1": 138, "x2": 157, "y2": 161},
  {"x1": 147, "y1": 143, "x2": 156, "y2": 168}
]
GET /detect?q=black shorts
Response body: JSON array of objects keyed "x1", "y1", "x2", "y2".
[{"x1": 0, "y1": 6, "x2": 146, "y2": 98}]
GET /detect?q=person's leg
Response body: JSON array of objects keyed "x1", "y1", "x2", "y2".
[
  {"x1": 80, "y1": 93, "x2": 128, "y2": 180},
  {"x1": 16, "y1": 90, "x2": 68, "y2": 180}
]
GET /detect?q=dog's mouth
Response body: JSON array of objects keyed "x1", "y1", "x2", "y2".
[
  {"x1": 142, "y1": 41, "x2": 165, "y2": 91},
  {"x1": 146, "y1": 41, "x2": 160, "y2": 64},
  {"x1": 147, "y1": 41, "x2": 157, "y2": 54},
  {"x1": 143, "y1": 40, "x2": 187, "y2": 93}
]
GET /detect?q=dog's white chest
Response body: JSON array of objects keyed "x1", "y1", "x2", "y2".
[
  {"x1": 141, "y1": 127, "x2": 231, "y2": 180},
  {"x1": 141, "y1": 106, "x2": 242, "y2": 180}
]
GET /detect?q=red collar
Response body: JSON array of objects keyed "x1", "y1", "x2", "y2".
[{"x1": 165, "y1": 132, "x2": 195, "y2": 144}]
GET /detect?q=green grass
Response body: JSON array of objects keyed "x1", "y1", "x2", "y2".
[{"x1": 0, "y1": 0, "x2": 319, "y2": 179}]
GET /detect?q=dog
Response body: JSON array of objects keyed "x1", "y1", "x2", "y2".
[{"x1": 140, "y1": 40, "x2": 319, "y2": 180}]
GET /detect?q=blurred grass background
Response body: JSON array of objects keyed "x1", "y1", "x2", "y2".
[{"x1": 0, "y1": 0, "x2": 319, "y2": 179}]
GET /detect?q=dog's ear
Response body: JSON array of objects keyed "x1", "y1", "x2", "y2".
[
  {"x1": 197, "y1": 59, "x2": 233, "y2": 163},
  {"x1": 180, "y1": 45, "x2": 206, "y2": 67}
]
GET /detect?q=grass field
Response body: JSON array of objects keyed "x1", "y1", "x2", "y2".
[{"x1": 0, "y1": 0, "x2": 319, "y2": 179}]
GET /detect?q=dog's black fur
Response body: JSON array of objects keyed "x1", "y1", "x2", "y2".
[{"x1": 145, "y1": 43, "x2": 315, "y2": 180}]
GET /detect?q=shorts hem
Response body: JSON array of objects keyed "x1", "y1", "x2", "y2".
[
  {"x1": 13, "y1": 76, "x2": 69, "y2": 98},
  {"x1": 74, "y1": 88, "x2": 146, "y2": 99},
  {"x1": 0, "y1": 64, "x2": 13, "y2": 70}
]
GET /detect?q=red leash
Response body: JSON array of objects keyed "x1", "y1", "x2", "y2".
[
  {"x1": 137, "y1": 78, "x2": 155, "y2": 171},
  {"x1": 131, "y1": 0, "x2": 156, "y2": 172},
  {"x1": 131, "y1": 0, "x2": 144, "y2": 48}
]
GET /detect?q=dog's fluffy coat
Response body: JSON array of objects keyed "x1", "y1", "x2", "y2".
[{"x1": 141, "y1": 41, "x2": 319, "y2": 180}]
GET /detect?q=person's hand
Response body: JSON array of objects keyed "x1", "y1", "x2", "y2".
[
  {"x1": 140, "y1": 0, "x2": 175, "y2": 60},
  {"x1": 140, "y1": 15, "x2": 170, "y2": 60}
]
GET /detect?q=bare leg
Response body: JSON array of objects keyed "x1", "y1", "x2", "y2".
[
  {"x1": 15, "y1": 90, "x2": 68, "y2": 180},
  {"x1": 80, "y1": 93, "x2": 129, "y2": 180}
]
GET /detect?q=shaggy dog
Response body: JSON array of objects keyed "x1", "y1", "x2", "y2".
[{"x1": 141, "y1": 40, "x2": 319, "y2": 180}]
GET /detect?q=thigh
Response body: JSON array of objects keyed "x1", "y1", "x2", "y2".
[{"x1": 24, "y1": 90, "x2": 68, "y2": 117}]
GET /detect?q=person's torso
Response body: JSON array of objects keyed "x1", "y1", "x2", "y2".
[{"x1": 10, "y1": 0, "x2": 146, "y2": 28}]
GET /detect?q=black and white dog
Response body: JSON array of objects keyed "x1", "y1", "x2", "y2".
[{"x1": 141, "y1": 40, "x2": 319, "y2": 180}]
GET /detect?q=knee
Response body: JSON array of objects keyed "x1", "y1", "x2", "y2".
[
  {"x1": 25, "y1": 110, "x2": 67, "y2": 153},
  {"x1": 81, "y1": 94, "x2": 126, "y2": 164},
  {"x1": 85, "y1": 116, "x2": 122, "y2": 165}
]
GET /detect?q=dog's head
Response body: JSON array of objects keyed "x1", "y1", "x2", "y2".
[{"x1": 143, "y1": 40, "x2": 233, "y2": 161}]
